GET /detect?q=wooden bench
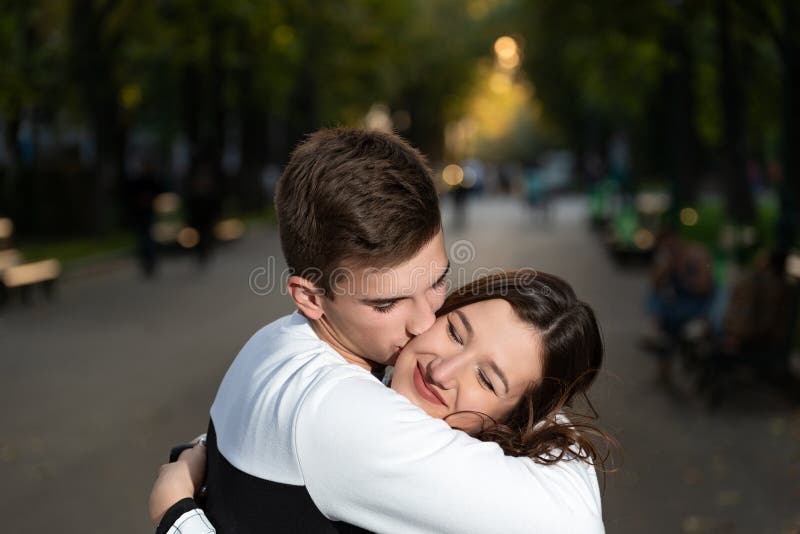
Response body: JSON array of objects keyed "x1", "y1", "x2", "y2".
[
  {"x1": 0, "y1": 218, "x2": 62, "y2": 305},
  {"x1": 1, "y1": 258, "x2": 62, "y2": 304}
]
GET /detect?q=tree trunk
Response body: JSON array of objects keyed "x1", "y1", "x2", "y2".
[
  {"x1": 69, "y1": 0, "x2": 126, "y2": 234},
  {"x1": 208, "y1": 18, "x2": 226, "y2": 188},
  {"x1": 1, "y1": 114, "x2": 22, "y2": 217},
  {"x1": 237, "y1": 44, "x2": 267, "y2": 211},
  {"x1": 663, "y1": 13, "x2": 699, "y2": 212},
  {"x1": 777, "y1": 0, "x2": 799, "y2": 249},
  {"x1": 287, "y1": 67, "x2": 318, "y2": 149},
  {"x1": 716, "y1": 0, "x2": 756, "y2": 226},
  {"x1": 181, "y1": 64, "x2": 201, "y2": 155},
  {"x1": 403, "y1": 88, "x2": 445, "y2": 164}
]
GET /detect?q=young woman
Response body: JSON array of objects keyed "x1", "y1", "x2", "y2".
[{"x1": 150, "y1": 270, "x2": 612, "y2": 532}]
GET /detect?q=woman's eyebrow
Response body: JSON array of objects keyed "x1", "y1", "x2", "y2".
[{"x1": 453, "y1": 309, "x2": 473, "y2": 335}]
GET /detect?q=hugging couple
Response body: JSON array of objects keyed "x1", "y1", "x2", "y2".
[{"x1": 149, "y1": 128, "x2": 610, "y2": 533}]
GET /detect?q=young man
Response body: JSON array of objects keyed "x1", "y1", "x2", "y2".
[{"x1": 155, "y1": 128, "x2": 604, "y2": 533}]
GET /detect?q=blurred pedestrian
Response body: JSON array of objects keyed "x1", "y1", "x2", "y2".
[
  {"x1": 643, "y1": 228, "x2": 715, "y2": 386},
  {"x1": 700, "y1": 249, "x2": 794, "y2": 400},
  {"x1": 185, "y1": 155, "x2": 221, "y2": 268},
  {"x1": 125, "y1": 160, "x2": 163, "y2": 278},
  {"x1": 451, "y1": 183, "x2": 468, "y2": 230},
  {"x1": 524, "y1": 167, "x2": 550, "y2": 224}
]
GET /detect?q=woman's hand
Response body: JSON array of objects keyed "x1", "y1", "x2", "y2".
[{"x1": 148, "y1": 441, "x2": 207, "y2": 525}]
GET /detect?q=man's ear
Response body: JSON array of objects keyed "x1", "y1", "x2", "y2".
[{"x1": 287, "y1": 276, "x2": 325, "y2": 320}]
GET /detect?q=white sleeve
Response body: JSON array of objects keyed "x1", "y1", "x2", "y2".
[{"x1": 295, "y1": 375, "x2": 604, "y2": 534}]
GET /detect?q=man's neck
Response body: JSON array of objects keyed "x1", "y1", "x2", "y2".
[{"x1": 308, "y1": 316, "x2": 377, "y2": 373}]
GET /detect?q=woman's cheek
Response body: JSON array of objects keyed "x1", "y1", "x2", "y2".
[{"x1": 461, "y1": 391, "x2": 499, "y2": 421}]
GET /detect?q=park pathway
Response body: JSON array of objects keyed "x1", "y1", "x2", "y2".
[{"x1": 0, "y1": 195, "x2": 797, "y2": 533}]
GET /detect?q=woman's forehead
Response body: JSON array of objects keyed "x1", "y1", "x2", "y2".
[{"x1": 459, "y1": 299, "x2": 518, "y2": 327}]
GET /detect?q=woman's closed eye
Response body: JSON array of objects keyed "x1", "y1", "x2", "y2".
[{"x1": 477, "y1": 368, "x2": 496, "y2": 393}]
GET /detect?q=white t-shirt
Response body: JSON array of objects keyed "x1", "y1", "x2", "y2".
[{"x1": 207, "y1": 312, "x2": 604, "y2": 533}]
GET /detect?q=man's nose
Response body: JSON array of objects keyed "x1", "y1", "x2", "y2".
[{"x1": 407, "y1": 297, "x2": 437, "y2": 336}]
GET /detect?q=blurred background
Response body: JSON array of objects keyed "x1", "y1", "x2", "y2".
[{"x1": 1, "y1": 0, "x2": 799, "y2": 532}]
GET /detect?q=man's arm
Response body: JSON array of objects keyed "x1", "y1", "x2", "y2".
[{"x1": 295, "y1": 376, "x2": 604, "y2": 534}]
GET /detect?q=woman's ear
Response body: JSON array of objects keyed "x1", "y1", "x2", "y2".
[{"x1": 287, "y1": 276, "x2": 325, "y2": 320}]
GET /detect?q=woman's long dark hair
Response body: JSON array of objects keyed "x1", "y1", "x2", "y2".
[{"x1": 438, "y1": 270, "x2": 615, "y2": 469}]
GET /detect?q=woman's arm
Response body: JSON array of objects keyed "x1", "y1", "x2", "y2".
[{"x1": 148, "y1": 441, "x2": 216, "y2": 534}]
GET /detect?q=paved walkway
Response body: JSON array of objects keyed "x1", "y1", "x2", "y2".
[{"x1": 0, "y1": 196, "x2": 797, "y2": 533}]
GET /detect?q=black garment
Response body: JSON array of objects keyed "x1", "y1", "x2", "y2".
[{"x1": 204, "y1": 421, "x2": 371, "y2": 534}]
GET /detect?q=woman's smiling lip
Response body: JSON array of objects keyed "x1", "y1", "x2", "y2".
[{"x1": 414, "y1": 361, "x2": 448, "y2": 407}]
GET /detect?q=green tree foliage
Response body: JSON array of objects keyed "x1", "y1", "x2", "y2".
[
  {"x1": 513, "y1": 0, "x2": 796, "y2": 241},
  {"x1": 0, "y1": 0, "x2": 496, "y2": 235}
]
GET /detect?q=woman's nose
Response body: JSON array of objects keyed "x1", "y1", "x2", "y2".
[{"x1": 428, "y1": 353, "x2": 468, "y2": 390}]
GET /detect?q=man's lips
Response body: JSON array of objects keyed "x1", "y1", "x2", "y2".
[{"x1": 413, "y1": 361, "x2": 448, "y2": 407}]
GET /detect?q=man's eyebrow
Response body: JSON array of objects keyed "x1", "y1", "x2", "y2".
[{"x1": 488, "y1": 360, "x2": 510, "y2": 394}]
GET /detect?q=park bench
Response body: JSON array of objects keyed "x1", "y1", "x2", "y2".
[{"x1": 0, "y1": 218, "x2": 62, "y2": 305}]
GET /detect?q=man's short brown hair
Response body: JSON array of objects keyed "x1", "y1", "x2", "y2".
[{"x1": 275, "y1": 128, "x2": 442, "y2": 296}]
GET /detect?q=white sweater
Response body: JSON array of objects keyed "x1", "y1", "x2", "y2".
[{"x1": 168, "y1": 312, "x2": 604, "y2": 533}]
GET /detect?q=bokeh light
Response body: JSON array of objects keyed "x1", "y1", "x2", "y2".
[
  {"x1": 214, "y1": 219, "x2": 246, "y2": 241},
  {"x1": 152, "y1": 193, "x2": 181, "y2": 214},
  {"x1": 177, "y1": 227, "x2": 200, "y2": 248},
  {"x1": 0, "y1": 217, "x2": 13, "y2": 240},
  {"x1": 634, "y1": 229, "x2": 655, "y2": 250},
  {"x1": 494, "y1": 36, "x2": 518, "y2": 61},
  {"x1": 120, "y1": 83, "x2": 142, "y2": 110},
  {"x1": 364, "y1": 104, "x2": 392, "y2": 132},
  {"x1": 442, "y1": 164, "x2": 464, "y2": 186},
  {"x1": 679, "y1": 207, "x2": 699, "y2": 226},
  {"x1": 787, "y1": 253, "x2": 800, "y2": 278}
]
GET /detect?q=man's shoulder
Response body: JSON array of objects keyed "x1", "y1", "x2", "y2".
[
  {"x1": 210, "y1": 312, "x2": 377, "y2": 483},
  {"x1": 213, "y1": 312, "x2": 362, "y2": 414},
  {"x1": 228, "y1": 312, "x2": 340, "y2": 372},
  {"x1": 247, "y1": 311, "x2": 327, "y2": 351}
]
